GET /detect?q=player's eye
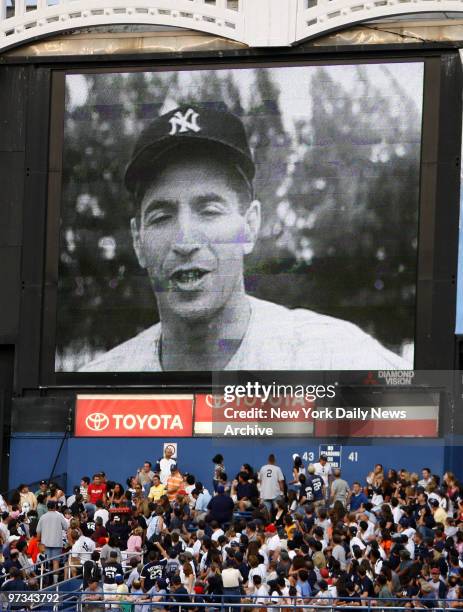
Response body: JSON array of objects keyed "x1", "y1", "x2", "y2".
[
  {"x1": 201, "y1": 202, "x2": 226, "y2": 215},
  {"x1": 145, "y1": 212, "x2": 171, "y2": 225}
]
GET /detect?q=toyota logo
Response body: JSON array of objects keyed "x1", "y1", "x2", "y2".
[
  {"x1": 205, "y1": 394, "x2": 229, "y2": 409},
  {"x1": 85, "y1": 413, "x2": 110, "y2": 432}
]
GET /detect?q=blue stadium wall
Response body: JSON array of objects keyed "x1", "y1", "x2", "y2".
[{"x1": 8, "y1": 434, "x2": 459, "y2": 495}]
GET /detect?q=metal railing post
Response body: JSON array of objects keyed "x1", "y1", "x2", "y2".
[{"x1": 39, "y1": 561, "x2": 43, "y2": 590}]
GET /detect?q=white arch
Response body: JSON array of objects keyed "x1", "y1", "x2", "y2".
[
  {"x1": 0, "y1": 0, "x2": 461, "y2": 52},
  {"x1": 294, "y1": 0, "x2": 463, "y2": 44},
  {"x1": 0, "y1": 0, "x2": 246, "y2": 52}
]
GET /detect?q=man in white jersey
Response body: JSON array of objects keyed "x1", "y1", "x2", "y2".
[
  {"x1": 258, "y1": 454, "x2": 285, "y2": 511},
  {"x1": 313, "y1": 455, "x2": 333, "y2": 497},
  {"x1": 157, "y1": 447, "x2": 176, "y2": 486},
  {"x1": 80, "y1": 104, "x2": 412, "y2": 373}
]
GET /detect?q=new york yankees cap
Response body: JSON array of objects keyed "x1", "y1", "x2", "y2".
[{"x1": 124, "y1": 103, "x2": 255, "y2": 195}]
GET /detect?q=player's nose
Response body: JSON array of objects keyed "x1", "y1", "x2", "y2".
[{"x1": 172, "y1": 210, "x2": 203, "y2": 256}]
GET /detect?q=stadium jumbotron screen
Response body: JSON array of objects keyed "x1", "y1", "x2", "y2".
[{"x1": 54, "y1": 61, "x2": 424, "y2": 374}]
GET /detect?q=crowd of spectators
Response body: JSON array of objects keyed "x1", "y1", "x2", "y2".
[{"x1": 0, "y1": 450, "x2": 462, "y2": 611}]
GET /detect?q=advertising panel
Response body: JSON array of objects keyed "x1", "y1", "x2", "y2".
[
  {"x1": 194, "y1": 389, "x2": 440, "y2": 438},
  {"x1": 314, "y1": 402, "x2": 439, "y2": 437},
  {"x1": 193, "y1": 393, "x2": 315, "y2": 436},
  {"x1": 73, "y1": 390, "x2": 439, "y2": 438},
  {"x1": 55, "y1": 61, "x2": 423, "y2": 374},
  {"x1": 75, "y1": 394, "x2": 193, "y2": 437}
]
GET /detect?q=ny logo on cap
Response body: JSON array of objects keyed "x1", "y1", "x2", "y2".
[{"x1": 169, "y1": 108, "x2": 201, "y2": 136}]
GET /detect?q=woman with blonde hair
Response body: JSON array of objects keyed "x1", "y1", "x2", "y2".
[
  {"x1": 126, "y1": 526, "x2": 143, "y2": 562},
  {"x1": 366, "y1": 464, "x2": 384, "y2": 486},
  {"x1": 66, "y1": 519, "x2": 81, "y2": 549},
  {"x1": 181, "y1": 562, "x2": 195, "y2": 594},
  {"x1": 18, "y1": 485, "x2": 37, "y2": 512},
  {"x1": 444, "y1": 472, "x2": 460, "y2": 514}
]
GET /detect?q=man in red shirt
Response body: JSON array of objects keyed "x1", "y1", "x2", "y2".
[{"x1": 87, "y1": 474, "x2": 107, "y2": 512}]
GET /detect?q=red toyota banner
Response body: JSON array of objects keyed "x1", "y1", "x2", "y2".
[
  {"x1": 314, "y1": 404, "x2": 439, "y2": 437},
  {"x1": 194, "y1": 394, "x2": 315, "y2": 436},
  {"x1": 75, "y1": 395, "x2": 194, "y2": 437}
]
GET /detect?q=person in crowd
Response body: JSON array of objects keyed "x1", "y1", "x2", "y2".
[
  {"x1": 108, "y1": 484, "x2": 126, "y2": 508},
  {"x1": 102, "y1": 549, "x2": 124, "y2": 602},
  {"x1": 82, "y1": 578, "x2": 104, "y2": 612},
  {"x1": 100, "y1": 535, "x2": 122, "y2": 565},
  {"x1": 147, "y1": 474, "x2": 165, "y2": 503},
  {"x1": 349, "y1": 482, "x2": 369, "y2": 512},
  {"x1": 166, "y1": 465, "x2": 183, "y2": 503},
  {"x1": 5, "y1": 453, "x2": 463, "y2": 612},
  {"x1": 47, "y1": 483, "x2": 66, "y2": 507},
  {"x1": 313, "y1": 455, "x2": 333, "y2": 496},
  {"x1": 0, "y1": 567, "x2": 29, "y2": 593},
  {"x1": 212, "y1": 454, "x2": 226, "y2": 494},
  {"x1": 34, "y1": 481, "x2": 49, "y2": 500},
  {"x1": 330, "y1": 469, "x2": 350, "y2": 507},
  {"x1": 70, "y1": 528, "x2": 96, "y2": 567},
  {"x1": 136, "y1": 462, "x2": 155, "y2": 488},
  {"x1": 288, "y1": 455, "x2": 305, "y2": 491},
  {"x1": 35, "y1": 495, "x2": 47, "y2": 519},
  {"x1": 258, "y1": 454, "x2": 285, "y2": 511},
  {"x1": 169, "y1": 574, "x2": 190, "y2": 610},
  {"x1": 207, "y1": 487, "x2": 234, "y2": 525},
  {"x1": 191, "y1": 482, "x2": 212, "y2": 523},
  {"x1": 36, "y1": 500, "x2": 68, "y2": 579},
  {"x1": 18, "y1": 485, "x2": 37, "y2": 513},
  {"x1": 157, "y1": 447, "x2": 177, "y2": 486},
  {"x1": 304, "y1": 465, "x2": 325, "y2": 509},
  {"x1": 82, "y1": 550, "x2": 102, "y2": 589},
  {"x1": 87, "y1": 474, "x2": 107, "y2": 512}
]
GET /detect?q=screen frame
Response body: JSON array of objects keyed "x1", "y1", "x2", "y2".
[{"x1": 33, "y1": 51, "x2": 460, "y2": 389}]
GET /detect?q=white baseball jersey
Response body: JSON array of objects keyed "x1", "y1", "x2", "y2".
[
  {"x1": 313, "y1": 462, "x2": 332, "y2": 487},
  {"x1": 258, "y1": 464, "x2": 284, "y2": 500},
  {"x1": 80, "y1": 296, "x2": 411, "y2": 372},
  {"x1": 71, "y1": 535, "x2": 96, "y2": 563},
  {"x1": 159, "y1": 458, "x2": 176, "y2": 485}
]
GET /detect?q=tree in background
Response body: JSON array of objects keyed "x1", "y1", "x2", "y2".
[
  {"x1": 57, "y1": 72, "x2": 176, "y2": 369},
  {"x1": 283, "y1": 65, "x2": 420, "y2": 353}
]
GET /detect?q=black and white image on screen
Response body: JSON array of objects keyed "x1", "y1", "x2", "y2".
[{"x1": 56, "y1": 64, "x2": 423, "y2": 372}]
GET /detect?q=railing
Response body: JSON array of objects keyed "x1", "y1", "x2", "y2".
[
  {"x1": 0, "y1": 0, "x2": 461, "y2": 55},
  {"x1": 0, "y1": 590, "x2": 461, "y2": 612},
  {"x1": 24, "y1": 548, "x2": 138, "y2": 592}
]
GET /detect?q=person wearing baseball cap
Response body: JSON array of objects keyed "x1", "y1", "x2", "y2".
[
  {"x1": 264, "y1": 523, "x2": 281, "y2": 559},
  {"x1": 428, "y1": 566, "x2": 448, "y2": 599},
  {"x1": 34, "y1": 480, "x2": 49, "y2": 499},
  {"x1": 80, "y1": 102, "x2": 410, "y2": 372},
  {"x1": 113, "y1": 574, "x2": 130, "y2": 609}
]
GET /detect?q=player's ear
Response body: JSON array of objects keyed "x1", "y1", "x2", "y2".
[
  {"x1": 130, "y1": 217, "x2": 147, "y2": 268},
  {"x1": 243, "y1": 200, "x2": 261, "y2": 255}
]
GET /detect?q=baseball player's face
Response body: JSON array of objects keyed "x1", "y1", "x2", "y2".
[{"x1": 131, "y1": 155, "x2": 260, "y2": 323}]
